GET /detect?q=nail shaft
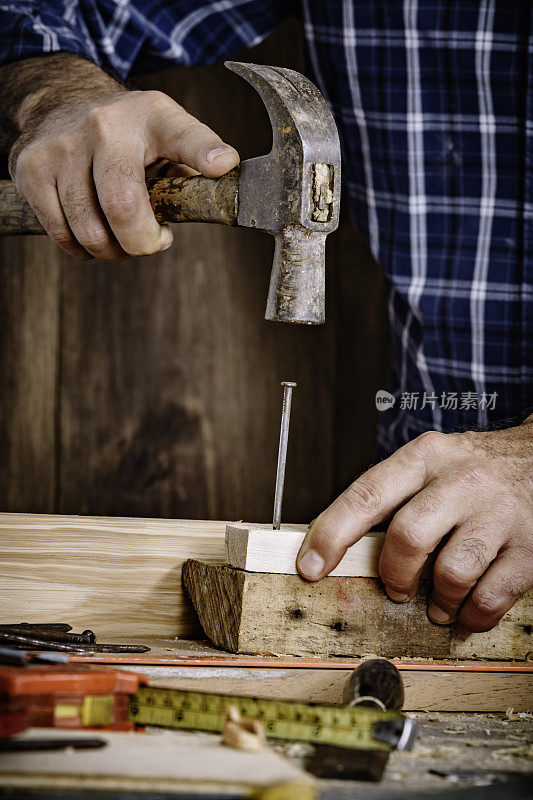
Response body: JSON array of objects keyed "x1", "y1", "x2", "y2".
[{"x1": 273, "y1": 381, "x2": 297, "y2": 530}]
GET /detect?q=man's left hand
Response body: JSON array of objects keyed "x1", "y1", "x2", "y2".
[{"x1": 297, "y1": 417, "x2": 533, "y2": 631}]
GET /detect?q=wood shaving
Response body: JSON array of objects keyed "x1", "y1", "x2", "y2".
[
  {"x1": 506, "y1": 708, "x2": 533, "y2": 720},
  {"x1": 222, "y1": 705, "x2": 266, "y2": 753}
]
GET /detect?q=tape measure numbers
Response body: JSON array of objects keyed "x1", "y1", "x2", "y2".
[{"x1": 127, "y1": 687, "x2": 407, "y2": 752}]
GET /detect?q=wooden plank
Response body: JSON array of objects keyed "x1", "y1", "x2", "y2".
[
  {"x1": 0, "y1": 729, "x2": 312, "y2": 795},
  {"x1": 0, "y1": 513, "x2": 226, "y2": 638},
  {"x1": 182, "y1": 560, "x2": 533, "y2": 660},
  {"x1": 0, "y1": 236, "x2": 60, "y2": 512},
  {"x1": 61, "y1": 637, "x2": 533, "y2": 672},
  {"x1": 54, "y1": 638, "x2": 533, "y2": 711},
  {"x1": 145, "y1": 667, "x2": 533, "y2": 713},
  {"x1": 225, "y1": 523, "x2": 385, "y2": 576}
]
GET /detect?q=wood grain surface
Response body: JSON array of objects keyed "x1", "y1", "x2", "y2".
[
  {"x1": 0, "y1": 513, "x2": 226, "y2": 638},
  {"x1": 145, "y1": 667, "x2": 533, "y2": 713},
  {"x1": 183, "y1": 560, "x2": 533, "y2": 660},
  {"x1": 0, "y1": 237, "x2": 60, "y2": 512},
  {"x1": 225, "y1": 523, "x2": 384, "y2": 575}
]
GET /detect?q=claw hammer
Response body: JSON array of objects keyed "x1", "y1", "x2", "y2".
[{"x1": 0, "y1": 62, "x2": 341, "y2": 325}]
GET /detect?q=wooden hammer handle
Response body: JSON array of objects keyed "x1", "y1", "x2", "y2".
[{"x1": 0, "y1": 168, "x2": 239, "y2": 236}]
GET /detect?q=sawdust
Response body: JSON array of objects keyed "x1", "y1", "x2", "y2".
[
  {"x1": 494, "y1": 744, "x2": 533, "y2": 760},
  {"x1": 506, "y1": 708, "x2": 533, "y2": 720},
  {"x1": 403, "y1": 744, "x2": 462, "y2": 759}
]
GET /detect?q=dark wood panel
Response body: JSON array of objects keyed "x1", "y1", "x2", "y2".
[
  {"x1": 0, "y1": 237, "x2": 60, "y2": 510},
  {"x1": 333, "y1": 218, "x2": 390, "y2": 492}
]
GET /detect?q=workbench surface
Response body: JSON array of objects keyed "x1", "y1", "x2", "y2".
[
  {"x1": 1, "y1": 713, "x2": 531, "y2": 799},
  {"x1": 282, "y1": 711, "x2": 533, "y2": 797}
]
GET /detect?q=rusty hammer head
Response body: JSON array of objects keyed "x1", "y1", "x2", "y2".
[{"x1": 225, "y1": 62, "x2": 341, "y2": 325}]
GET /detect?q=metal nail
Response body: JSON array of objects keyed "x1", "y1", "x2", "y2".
[{"x1": 273, "y1": 381, "x2": 297, "y2": 530}]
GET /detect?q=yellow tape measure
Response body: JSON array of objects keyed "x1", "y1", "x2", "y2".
[{"x1": 128, "y1": 687, "x2": 413, "y2": 752}]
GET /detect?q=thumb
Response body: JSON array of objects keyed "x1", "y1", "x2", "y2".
[{"x1": 151, "y1": 101, "x2": 239, "y2": 178}]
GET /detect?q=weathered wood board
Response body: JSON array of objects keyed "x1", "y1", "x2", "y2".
[
  {"x1": 182, "y1": 560, "x2": 533, "y2": 660},
  {"x1": 0, "y1": 513, "x2": 226, "y2": 638},
  {"x1": 0, "y1": 728, "x2": 312, "y2": 795},
  {"x1": 145, "y1": 666, "x2": 533, "y2": 712},
  {"x1": 225, "y1": 523, "x2": 385, "y2": 575}
]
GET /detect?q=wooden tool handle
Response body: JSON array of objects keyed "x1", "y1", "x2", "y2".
[{"x1": 0, "y1": 168, "x2": 239, "y2": 236}]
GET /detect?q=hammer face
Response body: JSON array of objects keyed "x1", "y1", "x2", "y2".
[
  {"x1": 226, "y1": 62, "x2": 341, "y2": 324},
  {"x1": 267, "y1": 227, "x2": 326, "y2": 325}
]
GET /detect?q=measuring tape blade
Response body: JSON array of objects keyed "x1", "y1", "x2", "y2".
[{"x1": 128, "y1": 687, "x2": 409, "y2": 752}]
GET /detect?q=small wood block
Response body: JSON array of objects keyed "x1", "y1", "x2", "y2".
[
  {"x1": 225, "y1": 523, "x2": 384, "y2": 576},
  {"x1": 182, "y1": 560, "x2": 533, "y2": 660}
]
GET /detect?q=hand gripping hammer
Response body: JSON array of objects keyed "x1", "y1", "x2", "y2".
[{"x1": 0, "y1": 62, "x2": 341, "y2": 325}]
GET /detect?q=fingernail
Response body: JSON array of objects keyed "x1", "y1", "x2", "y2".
[
  {"x1": 161, "y1": 240, "x2": 172, "y2": 251},
  {"x1": 428, "y1": 603, "x2": 452, "y2": 625},
  {"x1": 298, "y1": 549, "x2": 325, "y2": 580},
  {"x1": 386, "y1": 588, "x2": 410, "y2": 603},
  {"x1": 206, "y1": 146, "x2": 234, "y2": 164}
]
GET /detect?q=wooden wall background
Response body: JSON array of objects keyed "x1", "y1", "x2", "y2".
[{"x1": 0, "y1": 22, "x2": 389, "y2": 523}]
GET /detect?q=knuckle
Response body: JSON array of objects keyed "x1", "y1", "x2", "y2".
[
  {"x1": 14, "y1": 148, "x2": 36, "y2": 177},
  {"x1": 342, "y1": 478, "x2": 383, "y2": 517},
  {"x1": 100, "y1": 190, "x2": 143, "y2": 224},
  {"x1": 56, "y1": 135, "x2": 78, "y2": 161},
  {"x1": 387, "y1": 514, "x2": 426, "y2": 553},
  {"x1": 78, "y1": 229, "x2": 112, "y2": 253},
  {"x1": 434, "y1": 560, "x2": 475, "y2": 593},
  {"x1": 174, "y1": 119, "x2": 214, "y2": 156},
  {"x1": 62, "y1": 188, "x2": 92, "y2": 225},
  {"x1": 15, "y1": 149, "x2": 46, "y2": 189},
  {"x1": 413, "y1": 430, "x2": 449, "y2": 459},
  {"x1": 142, "y1": 89, "x2": 174, "y2": 111},
  {"x1": 458, "y1": 535, "x2": 489, "y2": 568},
  {"x1": 468, "y1": 588, "x2": 505, "y2": 618},
  {"x1": 101, "y1": 154, "x2": 143, "y2": 184},
  {"x1": 87, "y1": 106, "x2": 119, "y2": 140}
]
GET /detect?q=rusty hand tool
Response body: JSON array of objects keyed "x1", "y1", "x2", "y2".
[
  {"x1": 0, "y1": 623, "x2": 73, "y2": 632},
  {"x1": 0, "y1": 625, "x2": 96, "y2": 645},
  {"x1": 0, "y1": 624, "x2": 150, "y2": 653},
  {"x1": 0, "y1": 62, "x2": 341, "y2": 325},
  {"x1": 0, "y1": 633, "x2": 150, "y2": 653}
]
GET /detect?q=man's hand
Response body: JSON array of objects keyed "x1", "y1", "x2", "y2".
[
  {"x1": 297, "y1": 417, "x2": 533, "y2": 632},
  {"x1": 1, "y1": 54, "x2": 239, "y2": 261}
]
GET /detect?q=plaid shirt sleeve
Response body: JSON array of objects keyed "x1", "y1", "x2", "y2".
[{"x1": 0, "y1": 1, "x2": 291, "y2": 78}]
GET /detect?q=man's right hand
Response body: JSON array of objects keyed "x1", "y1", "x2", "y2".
[{"x1": 4, "y1": 54, "x2": 239, "y2": 261}]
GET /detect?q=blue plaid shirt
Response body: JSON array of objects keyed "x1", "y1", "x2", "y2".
[{"x1": 1, "y1": 1, "x2": 532, "y2": 457}]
